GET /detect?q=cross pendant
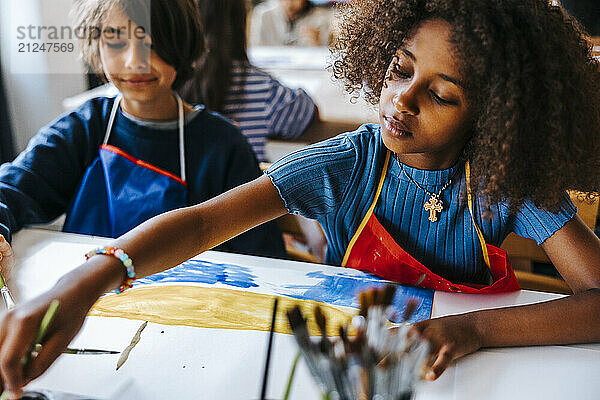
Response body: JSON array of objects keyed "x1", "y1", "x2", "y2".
[{"x1": 424, "y1": 194, "x2": 443, "y2": 222}]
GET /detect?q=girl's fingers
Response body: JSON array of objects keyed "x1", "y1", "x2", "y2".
[
  {"x1": 0, "y1": 235, "x2": 10, "y2": 253},
  {"x1": 408, "y1": 324, "x2": 440, "y2": 373},
  {"x1": 426, "y1": 344, "x2": 454, "y2": 381},
  {"x1": 0, "y1": 310, "x2": 39, "y2": 399},
  {"x1": 25, "y1": 331, "x2": 72, "y2": 383},
  {"x1": 0, "y1": 235, "x2": 15, "y2": 279}
]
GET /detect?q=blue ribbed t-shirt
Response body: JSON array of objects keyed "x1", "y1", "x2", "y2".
[{"x1": 267, "y1": 124, "x2": 576, "y2": 284}]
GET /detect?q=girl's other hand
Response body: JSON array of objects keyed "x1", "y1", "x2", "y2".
[
  {"x1": 411, "y1": 313, "x2": 483, "y2": 380},
  {"x1": 299, "y1": 26, "x2": 321, "y2": 46},
  {"x1": 0, "y1": 235, "x2": 15, "y2": 280}
]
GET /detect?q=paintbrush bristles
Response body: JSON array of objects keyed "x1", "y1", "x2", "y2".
[
  {"x1": 287, "y1": 285, "x2": 428, "y2": 400},
  {"x1": 402, "y1": 300, "x2": 418, "y2": 323},
  {"x1": 314, "y1": 305, "x2": 327, "y2": 337},
  {"x1": 358, "y1": 291, "x2": 368, "y2": 318},
  {"x1": 382, "y1": 285, "x2": 397, "y2": 308}
]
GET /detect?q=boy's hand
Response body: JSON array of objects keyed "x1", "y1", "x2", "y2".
[
  {"x1": 411, "y1": 313, "x2": 483, "y2": 380},
  {"x1": 0, "y1": 235, "x2": 15, "y2": 280}
]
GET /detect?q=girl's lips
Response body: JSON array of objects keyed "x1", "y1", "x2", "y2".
[
  {"x1": 121, "y1": 77, "x2": 158, "y2": 86},
  {"x1": 383, "y1": 116, "x2": 413, "y2": 138}
]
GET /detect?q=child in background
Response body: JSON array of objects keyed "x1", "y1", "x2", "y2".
[
  {"x1": 250, "y1": 0, "x2": 332, "y2": 47},
  {"x1": 179, "y1": 0, "x2": 317, "y2": 163},
  {"x1": 0, "y1": 0, "x2": 286, "y2": 268},
  {"x1": 0, "y1": 0, "x2": 599, "y2": 396},
  {"x1": 180, "y1": 0, "x2": 324, "y2": 261}
]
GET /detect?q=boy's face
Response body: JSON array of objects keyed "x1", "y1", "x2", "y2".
[
  {"x1": 379, "y1": 19, "x2": 472, "y2": 170},
  {"x1": 99, "y1": 6, "x2": 176, "y2": 107}
]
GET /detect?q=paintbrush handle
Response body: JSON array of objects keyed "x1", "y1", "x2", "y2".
[
  {"x1": 0, "y1": 286, "x2": 15, "y2": 310},
  {"x1": 64, "y1": 348, "x2": 119, "y2": 355}
]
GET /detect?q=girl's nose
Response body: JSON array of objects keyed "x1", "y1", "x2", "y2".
[
  {"x1": 392, "y1": 89, "x2": 419, "y2": 115},
  {"x1": 125, "y1": 42, "x2": 150, "y2": 71}
]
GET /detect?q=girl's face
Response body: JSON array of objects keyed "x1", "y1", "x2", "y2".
[
  {"x1": 99, "y1": 6, "x2": 176, "y2": 108},
  {"x1": 379, "y1": 19, "x2": 472, "y2": 170}
]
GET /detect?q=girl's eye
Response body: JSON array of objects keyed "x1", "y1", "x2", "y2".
[
  {"x1": 430, "y1": 90, "x2": 457, "y2": 106},
  {"x1": 144, "y1": 43, "x2": 154, "y2": 49},
  {"x1": 106, "y1": 42, "x2": 126, "y2": 50},
  {"x1": 389, "y1": 66, "x2": 411, "y2": 80}
]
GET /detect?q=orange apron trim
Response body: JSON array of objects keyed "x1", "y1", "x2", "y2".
[
  {"x1": 101, "y1": 144, "x2": 187, "y2": 187},
  {"x1": 341, "y1": 151, "x2": 391, "y2": 267}
]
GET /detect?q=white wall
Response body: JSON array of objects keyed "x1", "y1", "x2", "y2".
[{"x1": 1, "y1": 0, "x2": 86, "y2": 153}]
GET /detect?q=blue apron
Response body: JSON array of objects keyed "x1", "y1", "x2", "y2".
[{"x1": 63, "y1": 94, "x2": 188, "y2": 238}]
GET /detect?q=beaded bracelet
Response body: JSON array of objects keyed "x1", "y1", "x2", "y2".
[{"x1": 85, "y1": 246, "x2": 136, "y2": 294}]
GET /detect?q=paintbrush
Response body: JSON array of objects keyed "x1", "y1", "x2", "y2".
[
  {"x1": 0, "y1": 273, "x2": 15, "y2": 310},
  {"x1": 260, "y1": 297, "x2": 278, "y2": 400},
  {"x1": 282, "y1": 351, "x2": 301, "y2": 400},
  {"x1": 286, "y1": 306, "x2": 329, "y2": 393},
  {"x1": 314, "y1": 305, "x2": 332, "y2": 354},
  {"x1": 64, "y1": 348, "x2": 120, "y2": 355},
  {"x1": 0, "y1": 299, "x2": 60, "y2": 400},
  {"x1": 314, "y1": 306, "x2": 351, "y2": 399}
]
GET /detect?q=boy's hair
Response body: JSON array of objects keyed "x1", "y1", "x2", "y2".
[
  {"x1": 178, "y1": 0, "x2": 249, "y2": 112},
  {"x1": 73, "y1": 0, "x2": 204, "y2": 90},
  {"x1": 332, "y1": 0, "x2": 600, "y2": 211}
]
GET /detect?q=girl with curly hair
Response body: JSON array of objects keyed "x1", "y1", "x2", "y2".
[{"x1": 0, "y1": 0, "x2": 598, "y2": 395}]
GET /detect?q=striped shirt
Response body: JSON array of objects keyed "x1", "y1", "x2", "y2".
[
  {"x1": 222, "y1": 61, "x2": 316, "y2": 162},
  {"x1": 266, "y1": 124, "x2": 576, "y2": 284}
]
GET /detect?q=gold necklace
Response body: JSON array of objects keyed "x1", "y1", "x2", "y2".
[{"x1": 394, "y1": 155, "x2": 455, "y2": 222}]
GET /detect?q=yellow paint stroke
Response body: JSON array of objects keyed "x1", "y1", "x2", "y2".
[{"x1": 89, "y1": 285, "x2": 357, "y2": 336}]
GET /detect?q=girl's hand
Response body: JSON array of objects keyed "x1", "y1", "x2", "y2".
[
  {"x1": 0, "y1": 280, "x2": 98, "y2": 399},
  {"x1": 0, "y1": 235, "x2": 15, "y2": 280},
  {"x1": 299, "y1": 26, "x2": 321, "y2": 46},
  {"x1": 411, "y1": 313, "x2": 483, "y2": 381}
]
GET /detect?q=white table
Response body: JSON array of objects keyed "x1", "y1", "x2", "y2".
[{"x1": 7, "y1": 228, "x2": 600, "y2": 400}]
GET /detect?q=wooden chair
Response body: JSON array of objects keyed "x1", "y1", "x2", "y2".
[
  {"x1": 276, "y1": 214, "x2": 322, "y2": 263},
  {"x1": 501, "y1": 192, "x2": 599, "y2": 294}
]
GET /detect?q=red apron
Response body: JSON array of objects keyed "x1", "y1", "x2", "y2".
[{"x1": 341, "y1": 151, "x2": 520, "y2": 293}]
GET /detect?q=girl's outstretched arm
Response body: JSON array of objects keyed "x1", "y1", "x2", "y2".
[
  {"x1": 0, "y1": 175, "x2": 287, "y2": 399},
  {"x1": 413, "y1": 215, "x2": 600, "y2": 381}
]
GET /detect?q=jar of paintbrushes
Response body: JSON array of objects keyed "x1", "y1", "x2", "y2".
[{"x1": 285, "y1": 285, "x2": 430, "y2": 400}]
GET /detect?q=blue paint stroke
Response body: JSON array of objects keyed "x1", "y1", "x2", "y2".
[
  {"x1": 133, "y1": 260, "x2": 433, "y2": 323},
  {"x1": 278, "y1": 271, "x2": 433, "y2": 324},
  {"x1": 134, "y1": 260, "x2": 258, "y2": 289}
]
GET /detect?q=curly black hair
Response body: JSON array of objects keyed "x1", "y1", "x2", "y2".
[{"x1": 331, "y1": 0, "x2": 600, "y2": 211}]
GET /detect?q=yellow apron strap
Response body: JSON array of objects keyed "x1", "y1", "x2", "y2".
[
  {"x1": 341, "y1": 151, "x2": 391, "y2": 267},
  {"x1": 465, "y1": 161, "x2": 491, "y2": 271}
]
